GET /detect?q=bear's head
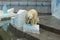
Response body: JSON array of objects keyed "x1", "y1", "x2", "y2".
[{"x1": 26, "y1": 11, "x2": 34, "y2": 24}]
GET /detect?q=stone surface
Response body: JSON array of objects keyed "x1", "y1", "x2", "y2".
[
  {"x1": 0, "y1": 15, "x2": 60, "y2": 40},
  {"x1": 40, "y1": 28, "x2": 60, "y2": 40},
  {"x1": 0, "y1": 27, "x2": 60, "y2": 40},
  {"x1": 39, "y1": 15, "x2": 60, "y2": 30}
]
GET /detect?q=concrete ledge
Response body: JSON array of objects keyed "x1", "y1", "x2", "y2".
[
  {"x1": 38, "y1": 16, "x2": 60, "y2": 35},
  {"x1": 8, "y1": 24, "x2": 40, "y2": 40},
  {"x1": 38, "y1": 13, "x2": 51, "y2": 16},
  {"x1": 40, "y1": 24, "x2": 60, "y2": 35},
  {"x1": 14, "y1": 12, "x2": 51, "y2": 15},
  {"x1": 1, "y1": 17, "x2": 11, "y2": 21}
]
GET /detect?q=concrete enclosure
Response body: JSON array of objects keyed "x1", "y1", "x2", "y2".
[{"x1": 0, "y1": 0, "x2": 51, "y2": 13}]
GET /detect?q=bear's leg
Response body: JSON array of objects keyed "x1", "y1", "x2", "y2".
[
  {"x1": 34, "y1": 19, "x2": 37, "y2": 24},
  {"x1": 31, "y1": 19, "x2": 35, "y2": 25}
]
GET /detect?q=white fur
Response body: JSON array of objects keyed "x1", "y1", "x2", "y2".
[{"x1": 25, "y1": 9, "x2": 38, "y2": 25}]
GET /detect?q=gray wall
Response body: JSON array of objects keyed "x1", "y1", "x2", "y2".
[
  {"x1": 2, "y1": 0, "x2": 51, "y2": 2},
  {"x1": 0, "y1": 0, "x2": 51, "y2": 13}
]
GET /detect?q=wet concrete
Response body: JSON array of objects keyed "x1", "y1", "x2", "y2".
[
  {"x1": 0, "y1": 28, "x2": 10, "y2": 40},
  {"x1": 39, "y1": 15, "x2": 60, "y2": 30},
  {"x1": 40, "y1": 28, "x2": 60, "y2": 40},
  {"x1": 39, "y1": 15, "x2": 60, "y2": 34},
  {"x1": 0, "y1": 15, "x2": 60, "y2": 40},
  {"x1": 0, "y1": 27, "x2": 60, "y2": 40}
]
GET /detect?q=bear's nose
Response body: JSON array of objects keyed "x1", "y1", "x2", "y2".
[{"x1": 29, "y1": 17, "x2": 32, "y2": 20}]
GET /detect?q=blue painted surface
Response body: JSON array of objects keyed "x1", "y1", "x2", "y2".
[
  {"x1": 23, "y1": 23, "x2": 38, "y2": 30},
  {"x1": 52, "y1": 0, "x2": 60, "y2": 19},
  {"x1": 3, "y1": 4, "x2": 7, "y2": 13},
  {"x1": 0, "y1": 2, "x2": 50, "y2": 6},
  {"x1": 2, "y1": 21, "x2": 9, "y2": 32},
  {"x1": 56, "y1": 0, "x2": 60, "y2": 6}
]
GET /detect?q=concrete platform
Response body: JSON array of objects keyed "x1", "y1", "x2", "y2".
[
  {"x1": 0, "y1": 27, "x2": 60, "y2": 40},
  {"x1": 39, "y1": 15, "x2": 60, "y2": 34},
  {"x1": 8, "y1": 24, "x2": 40, "y2": 40}
]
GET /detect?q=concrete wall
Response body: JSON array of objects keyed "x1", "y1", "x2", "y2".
[
  {"x1": 6, "y1": 6, "x2": 51, "y2": 13},
  {"x1": 1, "y1": 0, "x2": 50, "y2": 2},
  {"x1": 0, "y1": 0, "x2": 51, "y2": 13}
]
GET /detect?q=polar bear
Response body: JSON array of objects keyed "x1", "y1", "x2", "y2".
[{"x1": 25, "y1": 9, "x2": 38, "y2": 25}]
